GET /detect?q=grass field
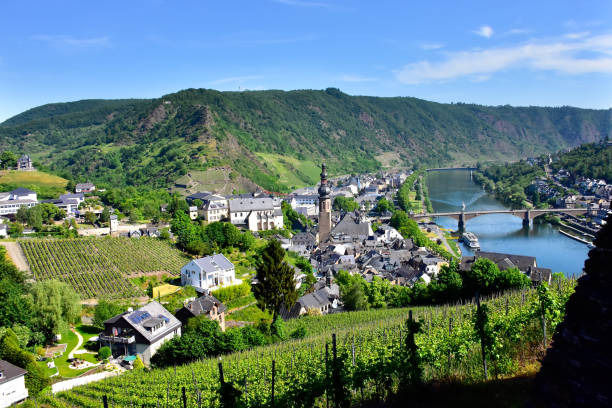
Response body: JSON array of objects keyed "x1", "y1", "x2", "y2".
[
  {"x1": 255, "y1": 153, "x2": 321, "y2": 189},
  {"x1": 0, "y1": 170, "x2": 67, "y2": 198},
  {"x1": 20, "y1": 237, "x2": 190, "y2": 299}
]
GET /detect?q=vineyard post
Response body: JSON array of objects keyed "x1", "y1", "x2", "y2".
[
  {"x1": 333, "y1": 333, "x2": 339, "y2": 408},
  {"x1": 218, "y1": 362, "x2": 225, "y2": 384},
  {"x1": 475, "y1": 292, "x2": 488, "y2": 381},
  {"x1": 540, "y1": 296, "x2": 547, "y2": 350},
  {"x1": 505, "y1": 295, "x2": 509, "y2": 316},
  {"x1": 103, "y1": 395, "x2": 108, "y2": 408},
  {"x1": 182, "y1": 386, "x2": 187, "y2": 408},
  {"x1": 352, "y1": 335, "x2": 355, "y2": 366},
  {"x1": 271, "y1": 359, "x2": 276, "y2": 408},
  {"x1": 166, "y1": 380, "x2": 169, "y2": 408},
  {"x1": 448, "y1": 317, "x2": 453, "y2": 375},
  {"x1": 325, "y1": 342, "x2": 329, "y2": 408}
]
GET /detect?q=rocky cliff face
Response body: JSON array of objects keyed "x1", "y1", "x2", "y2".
[{"x1": 534, "y1": 215, "x2": 612, "y2": 407}]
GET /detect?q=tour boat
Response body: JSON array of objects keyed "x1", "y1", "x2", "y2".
[{"x1": 461, "y1": 232, "x2": 480, "y2": 249}]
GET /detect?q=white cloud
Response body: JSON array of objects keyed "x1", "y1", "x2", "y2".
[
  {"x1": 474, "y1": 25, "x2": 494, "y2": 38},
  {"x1": 505, "y1": 28, "x2": 532, "y2": 36},
  {"x1": 338, "y1": 74, "x2": 378, "y2": 82},
  {"x1": 395, "y1": 33, "x2": 612, "y2": 84},
  {"x1": 33, "y1": 35, "x2": 110, "y2": 48},
  {"x1": 420, "y1": 43, "x2": 444, "y2": 50},
  {"x1": 564, "y1": 31, "x2": 590, "y2": 39},
  {"x1": 209, "y1": 75, "x2": 264, "y2": 85}
]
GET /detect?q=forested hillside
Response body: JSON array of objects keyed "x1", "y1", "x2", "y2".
[{"x1": 1, "y1": 88, "x2": 610, "y2": 192}]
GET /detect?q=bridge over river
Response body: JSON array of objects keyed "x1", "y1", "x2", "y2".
[{"x1": 411, "y1": 208, "x2": 587, "y2": 231}]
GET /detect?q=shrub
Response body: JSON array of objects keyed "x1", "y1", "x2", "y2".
[{"x1": 98, "y1": 346, "x2": 111, "y2": 360}]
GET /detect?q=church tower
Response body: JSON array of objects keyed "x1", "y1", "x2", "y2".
[{"x1": 318, "y1": 163, "x2": 332, "y2": 243}]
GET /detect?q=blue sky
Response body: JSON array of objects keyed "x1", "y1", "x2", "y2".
[{"x1": 1, "y1": 0, "x2": 611, "y2": 122}]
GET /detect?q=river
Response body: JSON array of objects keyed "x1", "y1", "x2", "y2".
[{"x1": 426, "y1": 169, "x2": 588, "y2": 277}]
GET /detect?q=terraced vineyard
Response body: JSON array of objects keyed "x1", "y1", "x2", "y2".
[
  {"x1": 50, "y1": 281, "x2": 574, "y2": 407},
  {"x1": 20, "y1": 237, "x2": 189, "y2": 299}
]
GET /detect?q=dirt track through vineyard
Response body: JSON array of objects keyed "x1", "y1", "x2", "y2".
[{"x1": 0, "y1": 241, "x2": 30, "y2": 272}]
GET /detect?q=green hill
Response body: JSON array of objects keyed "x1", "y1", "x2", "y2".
[{"x1": 1, "y1": 88, "x2": 610, "y2": 192}]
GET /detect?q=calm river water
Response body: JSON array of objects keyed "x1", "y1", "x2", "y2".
[{"x1": 427, "y1": 169, "x2": 588, "y2": 277}]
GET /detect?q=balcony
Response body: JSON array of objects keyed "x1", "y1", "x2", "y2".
[{"x1": 99, "y1": 334, "x2": 135, "y2": 344}]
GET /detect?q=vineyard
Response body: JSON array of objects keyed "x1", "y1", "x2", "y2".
[
  {"x1": 46, "y1": 280, "x2": 574, "y2": 407},
  {"x1": 20, "y1": 237, "x2": 190, "y2": 299}
]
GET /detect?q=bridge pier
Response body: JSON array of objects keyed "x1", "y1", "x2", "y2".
[
  {"x1": 458, "y1": 213, "x2": 465, "y2": 233},
  {"x1": 523, "y1": 210, "x2": 531, "y2": 228}
]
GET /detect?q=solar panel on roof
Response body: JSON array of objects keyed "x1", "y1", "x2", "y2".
[
  {"x1": 128, "y1": 310, "x2": 151, "y2": 324},
  {"x1": 158, "y1": 315, "x2": 170, "y2": 323}
]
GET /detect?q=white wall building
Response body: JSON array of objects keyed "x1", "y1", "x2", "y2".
[
  {"x1": 181, "y1": 253, "x2": 238, "y2": 292},
  {"x1": 0, "y1": 360, "x2": 28, "y2": 408},
  {"x1": 228, "y1": 197, "x2": 284, "y2": 231},
  {"x1": 0, "y1": 188, "x2": 38, "y2": 216}
]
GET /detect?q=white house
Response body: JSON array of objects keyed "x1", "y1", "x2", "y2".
[
  {"x1": 228, "y1": 197, "x2": 284, "y2": 232},
  {"x1": 0, "y1": 188, "x2": 38, "y2": 216},
  {"x1": 189, "y1": 206, "x2": 198, "y2": 220},
  {"x1": 75, "y1": 182, "x2": 96, "y2": 193},
  {"x1": 181, "y1": 253, "x2": 238, "y2": 292},
  {"x1": 199, "y1": 194, "x2": 229, "y2": 222},
  {"x1": 99, "y1": 302, "x2": 181, "y2": 366},
  {"x1": 0, "y1": 360, "x2": 28, "y2": 408}
]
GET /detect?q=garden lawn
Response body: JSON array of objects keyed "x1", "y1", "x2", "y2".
[{"x1": 226, "y1": 304, "x2": 271, "y2": 322}]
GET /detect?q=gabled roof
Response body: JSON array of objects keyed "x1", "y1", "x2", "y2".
[
  {"x1": 105, "y1": 301, "x2": 181, "y2": 344},
  {"x1": 181, "y1": 294, "x2": 227, "y2": 318},
  {"x1": 0, "y1": 359, "x2": 27, "y2": 385},
  {"x1": 191, "y1": 253, "x2": 234, "y2": 273}
]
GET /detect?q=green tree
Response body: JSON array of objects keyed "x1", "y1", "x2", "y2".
[
  {"x1": 343, "y1": 280, "x2": 368, "y2": 311},
  {"x1": 462, "y1": 258, "x2": 500, "y2": 296},
  {"x1": 84, "y1": 211, "x2": 97, "y2": 225},
  {"x1": 29, "y1": 280, "x2": 81, "y2": 341},
  {"x1": 252, "y1": 240, "x2": 298, "y2": 321},
  {"x1": 0, "y1": 151, "x2": 17, "y2": 169},
  {"x1": 15, "y1": 206, "x2": 28, "y2": 224},
  {"x1": 333, "y1": 196, "x2": 359, "y2": 212},
  {"x1": 100, "y1": 207, "x2": 111, "y2": 223},
  {"x1": 0, "y1": 329, "x2": 49, "y2": 395},
  {"x1": 93, "y1": 298, "x2": 125, "y2": 329}
]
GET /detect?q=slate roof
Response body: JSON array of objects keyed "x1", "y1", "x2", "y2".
[
  {"x1": 10, "y1": 187, "x2": 35, "y2": 195},
  {"x1": 183, "y1": 294, "x2": 227, "y2": 316},
  {"x1": 229, "y1": 197, "x2": 281, "y2": 212},
  {"x1": 192, "y1": 253, "x2": 234, "y2": 273},
  {"x1": 331, "y1": 214, "x2": 371, "y2": 238},
  {"x1": 186, "y1": 191, "x2": 213, "y2": 201},
  {"x1": 0, "y1": 359, "x2": 27, "y2": 385},
  {"x1": 460, "y1": 251, "x2": 538, "y2": 273}
]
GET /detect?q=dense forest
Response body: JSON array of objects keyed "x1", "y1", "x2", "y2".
[
  {"x1": 551, "y1": 142, "x2": 612, "y2": 182},
  {"x1": 1, "y1": 88, "x2": 610, "y2": 192}
]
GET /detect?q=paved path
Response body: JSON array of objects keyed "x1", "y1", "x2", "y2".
[
  {"x1": 0, "y1": 241, "x2": 30, "y2": 272},
  {"x1": 52, "y1": 371, "x2": 118, "y2": 393},
  {"x1": 68, "y1": 328, "x2": 84, "y2": 359}
]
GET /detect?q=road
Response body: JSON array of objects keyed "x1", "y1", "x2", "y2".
[{"x1": 0, "y1": 241, "x2": 30, "y2": 272}]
